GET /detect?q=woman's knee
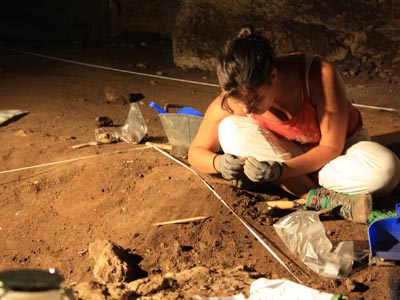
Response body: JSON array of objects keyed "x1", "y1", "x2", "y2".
[
  {"x1": 218, "y1": 116, "x2": 292, "y2": 162},
  {"x1": 320, "y1": 141, "x2": 400, "y2": 196},
  {"x1": 360, "y1": 142, "x2": 400, "y2": 195}
]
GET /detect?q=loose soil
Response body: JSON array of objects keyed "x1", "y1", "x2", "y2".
[{"x1": 0, "y1": 37, "x2": 399, "y2": 300}]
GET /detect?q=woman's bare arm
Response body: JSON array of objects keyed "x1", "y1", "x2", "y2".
[
  {"x1": 282, "y1": 57, "x2": 349, "y2": 178},
  {"x1": 188, "y1": 96, "x2": 230, "y2": 173}
]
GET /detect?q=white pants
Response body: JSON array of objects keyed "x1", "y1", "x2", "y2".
[{"x1": 218, "y1": 115, "x2": 400, "y2": 196}]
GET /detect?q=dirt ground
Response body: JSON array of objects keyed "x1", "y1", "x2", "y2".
[{"x1": 0, "y1": 37, "x2": 400, "y2": 300}]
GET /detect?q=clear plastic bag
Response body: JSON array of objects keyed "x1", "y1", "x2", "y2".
[
  {"x1": 114, "y1": 103, "x2": 148, "y2": 144},
  {"x1": 273, "y1": 210, "x2": 353, "y2": 278}
]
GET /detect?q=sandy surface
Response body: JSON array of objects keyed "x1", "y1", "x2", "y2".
[{"x1": 0, "y1": 38, "x2": 399, "y2": 299}]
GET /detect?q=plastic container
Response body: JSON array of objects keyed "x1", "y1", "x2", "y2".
[
  {"x1": 149, "y1": 102, "x2": 203, "y2": 117},
  {"x1": 150, "y1": 102, "x2": 203, "y2": 156},
  {"x1": 0, "y1": 269, "x2": 72, "y2": 300},
  {"x1": 368, "y1": 203, "x2": 400, "y2": 262},
  {"x1": 149, "y1": 102, "x2": 167, "y2": 114}
]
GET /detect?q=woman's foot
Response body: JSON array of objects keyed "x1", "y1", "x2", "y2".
[{"x1": 306, "y1": 187, "x2": 372, "y2": 223}]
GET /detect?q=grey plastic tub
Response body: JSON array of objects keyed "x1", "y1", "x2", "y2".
[{"x1": 158, "y1": 113, "x2": 203, "y2": 156}]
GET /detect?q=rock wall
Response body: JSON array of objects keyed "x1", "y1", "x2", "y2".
[
  {"x1": 1, "y1": 0, "x2": 398, "y2": 79},
  {"x1": 107, "y1": 0, "x2": 180, "y2": 37},
  {"x1": 172, "y1": 0, "x2": 400, "y2": 80}
]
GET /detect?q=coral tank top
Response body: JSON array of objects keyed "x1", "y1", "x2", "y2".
[{"x1": 251, "y1": 54, "x2": 362, "y2": 145}]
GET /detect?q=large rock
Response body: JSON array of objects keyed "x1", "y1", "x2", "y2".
[{"x1": 88, "y1": 239, "x2": 130, "y2": 284}]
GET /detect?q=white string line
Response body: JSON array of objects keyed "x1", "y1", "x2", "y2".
[
  {"x1": 0, "y1": 146, "x2": 151, "y2": 175},
  {"x1": 148, "y1": 144, "x2": 303, "y2": 284},
  {"x1": 1, "y1": 45, "x2": 399, "y2": 113},
  {"x1": 351, "y1": 103, "x2": 398, "y2": 112},
  {"x1": 0, "y1": 46, "x2": 220, "y2": 88}
]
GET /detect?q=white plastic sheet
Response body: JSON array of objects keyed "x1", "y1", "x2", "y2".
[
  {"x1": 0, "y1": 110, "x2": 29, "y2": 125},
  {"x1": 193, "y1": 278, "x2": 344, "y2": 300}
]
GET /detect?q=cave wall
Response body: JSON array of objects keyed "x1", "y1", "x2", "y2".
[
  {"x1": 172, "y1": 0, "x2": 399, "y2": 80},
  {"x1": 1, "y1": 0, "x2": 398, "y2": 79}
]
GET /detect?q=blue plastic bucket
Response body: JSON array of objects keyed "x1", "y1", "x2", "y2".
[{"x1": 368, "y1": 204, "x2": 400, "y2": 261}]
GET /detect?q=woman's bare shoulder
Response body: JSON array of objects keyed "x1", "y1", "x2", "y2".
[
  {"x1": 309, "y1": 55, "x2": 341, "y2": 86},
  {"x1": 205, "y1": 94, "x2": 246, "y2": 118}
]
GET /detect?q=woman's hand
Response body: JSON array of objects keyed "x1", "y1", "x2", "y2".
[
  {"x1": 244, "y1": 157, "x2": 283, "y2": 182},
  {"x1": 216, "y1": 154, "x2": 245, "y2": 180}
]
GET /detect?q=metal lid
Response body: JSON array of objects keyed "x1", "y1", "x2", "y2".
[{"x1": 0, "y1": 269, "x2": 63, "y2": 291}]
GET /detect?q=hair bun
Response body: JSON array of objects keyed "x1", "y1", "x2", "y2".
[{"x1": 237, "y1": 25, "x2": 259, "y2": 39}]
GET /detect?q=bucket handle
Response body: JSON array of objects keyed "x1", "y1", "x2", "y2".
[{"x1": 164, "y1": 103, "x2": 185, "y2": 113}]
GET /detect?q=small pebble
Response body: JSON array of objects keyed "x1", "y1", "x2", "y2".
[{"x1": 136, "y1": 63, "x2": 147, "y2": 68}]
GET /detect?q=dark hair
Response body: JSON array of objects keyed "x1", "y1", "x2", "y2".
[{"x1": 217, "y1": 25, "x2": 276, "y2": 111}]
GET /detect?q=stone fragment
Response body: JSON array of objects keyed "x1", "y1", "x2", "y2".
[
  {"x1": 95, "y1": 116, "x2": 113, "y2": 127},
  {"x1": 104, "y1": 85, "x2": 131, "y2": 105},
  {"x1": 126, "y1": 274, "x2": 173, "y2": 295},
  {"x1": 88, "y1": 239, "x2": 130, "y2": 284},
  {"x1": 136, "y1": 63, "x2": 148, "y2": 68},
  {"x1": 73, "y1": 282, "x2": 106, "y2": 300}
]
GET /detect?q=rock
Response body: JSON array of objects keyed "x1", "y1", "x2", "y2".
[
  {"x1": 344, "y1": 278, "x2": 357, "y2": 292},
  {"x1": 104, "y1": 85, "x2": 131, "y2": 105},
  {"x1": 88, "y1": 239, "x2": 130, "y2": 285},
  {"x1": 136, "y1": 63, "x2": 148, "y2": 68},
  {"x1": 107, "y1": 282, "x2": 138, "y2": 300},
  {"x1": 94, "y1": 128, "x2": 118, "y2": 144},
  {"x1": 73, "y1": 282, "x2": 107, "y2": 300},
  {"x1": 15, "y1": 130, "x2": 27, "y2": 137},
  {"x1": 94, "y1": 116, "x2": 113, "y2": 127},
  {"x1": 126, "y1": 274, "x2": 174, "y2": 295},
  {"x1": 168, "y1": 266, "x2": 210, "y2": 285}
]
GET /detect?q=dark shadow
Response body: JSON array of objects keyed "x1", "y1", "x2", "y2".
[
  {"x1": 232, "y1": 178, "x2": 298, "y2": 200},
  {"x1": 117, "y1": 248, "x2": 148, "y2": 282},
  {"x1": 374, "y1": 183, "x2": 400, "y2": 210},
  {"x1": 145, "y1": 135, "x2": 169, "y2": 144},
  {"x1": 387, "y1": 142, "x2": 400, "y2": 159},
  {"x1": 352, "y1": 281, "x2": 370, "y2": 293},
  {"x1": 130, "y1": 93, "x2": 145, "y2": 103},
  {"x1": 180, "y1": 245, "x2": 194, "y2": 252},
  {"x1": 371, "y1": 132, "x2": 400, "y2": 158}
]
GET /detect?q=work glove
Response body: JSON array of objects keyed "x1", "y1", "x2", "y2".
[
  {"x1": 244, "y1": 157, "x2": 283, "y2": 182},
  {"x1": 217, "y1": 154, "x2": 245, "y2": 180}
]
